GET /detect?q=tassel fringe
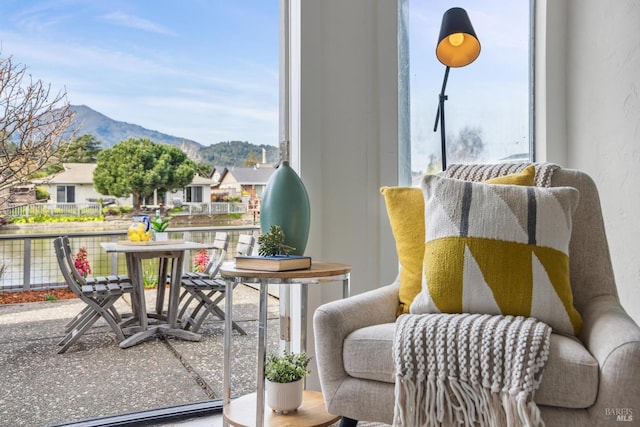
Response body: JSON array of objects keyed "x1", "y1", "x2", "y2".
[{"x1": 393, "y1": 314, "x2": 551, "y2": 427}]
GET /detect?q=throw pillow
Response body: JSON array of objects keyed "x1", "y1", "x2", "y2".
[
  {"x1": 410, "y1": 174, "x2": 583, "y2": 335},
  {"x1": 381, "y1": 165, "x2": 536, "y2": 315}
]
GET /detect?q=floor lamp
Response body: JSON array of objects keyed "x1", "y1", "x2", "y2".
[{"x1": 433, "y1": 7, "x2": 481, "y2": 171}]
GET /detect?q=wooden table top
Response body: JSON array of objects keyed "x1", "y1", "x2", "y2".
[
  {"x1": 101, "y1": 240, "x2": 214, "y2": 253},
  {"x1": 224, "y1": 390, "x2": 340, "y2": 427},
  {"x1": 220, "y1": 261, "x2": 351, "y2": 279}
]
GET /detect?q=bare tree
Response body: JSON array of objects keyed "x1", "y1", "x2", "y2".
[
  {"x1": 448, "y1": 125, "x2": 484, "y2": 164},
  {"x1": 0, "y1": 54, "x2": 76, "y2": 213}
]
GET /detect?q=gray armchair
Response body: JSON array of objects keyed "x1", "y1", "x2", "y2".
[{"x1": 314, "y1": 168, "x2": 640, "y2": 426}]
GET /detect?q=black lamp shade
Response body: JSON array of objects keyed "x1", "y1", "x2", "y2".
[{"x1": 436, "y1": 7, "x2": 481, "y2": 68}]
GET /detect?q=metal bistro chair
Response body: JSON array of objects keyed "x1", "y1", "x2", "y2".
[
  {"x1": 54, "y1": 236, "x2": 134, "y2": 353},
  {"x1": 178, "y1": 232, "x2": 255, "y2": 335}
]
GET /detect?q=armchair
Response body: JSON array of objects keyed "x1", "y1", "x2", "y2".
[{"x1": 314, "y1": 168, "x2": 640, "y2": 426}]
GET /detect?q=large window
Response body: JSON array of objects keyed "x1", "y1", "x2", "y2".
[
  {"x1": 56, "y1": 185, "x2": 75, "y2": 203},
  {"x1": 185, "y1": 186, "x2": 203, "y2": 203},
  {"x1": 403, "y1": 0, "x2": 532, "y2": 179}
]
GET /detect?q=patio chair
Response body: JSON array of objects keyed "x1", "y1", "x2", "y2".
[
  {"x1": 58, "y1": 236, "x2": 133, "y2": 333},
  {"x1": 179, "y1": 232, "x2": 256, "y2": 334},
  {"x1": 54, "y1": 236, "x2": 134, "y2": 353}
]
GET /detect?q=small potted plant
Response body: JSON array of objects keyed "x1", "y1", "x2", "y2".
[
  {"x1": 264, "y1": 351, "x2": 311, "y2": 414},
  {"x1": 258, "y1": 225, "x2": 295, "y2": 256},
  {"x1": 151, "y1": 216, "x2": 171, "y2": 241}
]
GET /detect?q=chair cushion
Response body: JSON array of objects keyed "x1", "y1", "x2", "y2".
[
  {"x1": 380, "y1": 166, "x2": 535, "y2": 315},
  {"x1": 343, "y1": 323, "x2": 598, "y2": 408},
  {"x1": 411, "y1": 174, "x2": 583, "y2": 335}
]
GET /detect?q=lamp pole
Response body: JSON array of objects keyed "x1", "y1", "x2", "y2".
[{"x1": 433, "y1": 66, "x2": 450, "y2": 171}]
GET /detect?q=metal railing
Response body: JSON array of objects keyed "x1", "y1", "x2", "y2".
[
  {"x1": 4, "y1": 202, "x2": 249, "y2": 219},
  {"x1": 0, "y1": 225, "x2": 259, "y2": 292}
]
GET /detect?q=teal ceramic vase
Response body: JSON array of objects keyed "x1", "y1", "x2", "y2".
[{"x1": 260, "y1": 161, "x2": 310, "y2": 255}]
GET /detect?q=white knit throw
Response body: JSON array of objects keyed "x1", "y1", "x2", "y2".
[{"x1": 393, "y1": 313, "x2": 552, "y2": 427}]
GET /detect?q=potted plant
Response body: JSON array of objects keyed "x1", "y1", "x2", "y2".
[
  {"x1": 264, "y1": 351, "x2": 311, "y2": 414},
  {"x1": 151, "y1": 216, "x2": 170, "y2": 241},
  {"x1": 258, "y1": 225, "x2": 295, "y2": 256}
]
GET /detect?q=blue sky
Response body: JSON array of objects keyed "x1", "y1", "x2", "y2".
[
  {"x1": 409, "y1": 0, "x2": 530, "y2": 171},
  {"x1": 0, "y1": 0, "x2": 279, "y2": 147},
  {"x1": 0, "y1": 1, "x2": 528, "y2": 170}
]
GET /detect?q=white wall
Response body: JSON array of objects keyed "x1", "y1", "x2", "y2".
[
  {"x1": 538, "y1": 0, "x2": 640, "y2": 323},
  {"x1": 293, "y1": 0, "x2": 399, "y2": 296},
  {"x1": 289, "y1": 0, "x2": 399, "y2": 388}
]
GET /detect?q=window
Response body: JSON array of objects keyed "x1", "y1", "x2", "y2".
[
  {"x1": 56, "y1": 185, "x2": 75, "y2": 203},
  {"x1": 185, "y1": 186, "x2": 203, "y2": 203},
  {"x1": 401, "y1": 0, "x2": 533, "y2": 179}
]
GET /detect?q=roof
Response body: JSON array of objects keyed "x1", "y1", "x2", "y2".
[
  {"x1": 32, "y1": 163, "x2": 215, "y2": 186},
  {"x1": 32, "y1": 163, "x2": 97, "y2": 185},
  {"x1": 221, "y1": 166, "x2": 276, "y2": 185},
  {"x1": 190, "y1": 174, "x2": 216, "y2": 185}
]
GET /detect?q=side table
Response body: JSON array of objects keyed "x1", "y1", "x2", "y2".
[{"x1": 220, "y1": 262, "x2": 351, "y2": 427}]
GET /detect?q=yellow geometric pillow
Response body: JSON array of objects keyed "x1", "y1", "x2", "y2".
[
  {"x1": 410, "y1": 174, "x2": 582, "y2": 335},
  {"x1": 381, "y1": 165, "x2": 536, "y2": 315}
]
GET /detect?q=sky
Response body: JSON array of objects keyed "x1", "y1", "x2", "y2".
[
  {"x1": 0, "y1": 0, "x2": 529, "y2": 170},
  {"x1": 0, "y1": 0, "x2": 279, "y2": 148},
  {"x1": 409, "y1": 0, "x2": 530, "y2": 172}
]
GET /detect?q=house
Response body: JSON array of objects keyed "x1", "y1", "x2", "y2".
[
  {"x1": 31, "y1": 163, "x2": 125, "y2": 205},
  {"x1": 213, "y1": 165, "x2": 275, "y2": 201},
  {"x1": 32, "y1": 163, "x2": 215, "y2": 207}
]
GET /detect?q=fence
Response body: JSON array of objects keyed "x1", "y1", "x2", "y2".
[
  {"x1": 4, "y1": 203, "x2": 102, "y2": 218},
  {"x1": 4, "y1": 202, "x2": 248, "y2": 219},
  {"x1": 0, "y1": 225, "x2": 259, "y2": 292}
]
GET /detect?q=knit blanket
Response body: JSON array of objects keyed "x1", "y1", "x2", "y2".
[
  {"x1": 443, "y1": 162, "x2": 559, "y2": 187},
  {"x1": 393, "y1": 313, "x2": 552, "y2": 427}
]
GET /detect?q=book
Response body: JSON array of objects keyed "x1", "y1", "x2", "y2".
[{"x1": 234, "y1": 255, "x2": 312, "y2": 271}]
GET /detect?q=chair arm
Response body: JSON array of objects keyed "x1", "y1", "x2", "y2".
[
  {"x1": 313, "y1": 281, "x2": 399, "y2": 400},
  {"x1": 579, "y1": 295, "x2": 640, "y2": 424}
]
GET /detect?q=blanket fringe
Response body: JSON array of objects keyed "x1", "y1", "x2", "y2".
[
  {"x1": 392, "y1": 314, "x2": 551, "y2": 427},
  {"x1": 395, "y1": 376, "x2": 544, "y2": 427}
]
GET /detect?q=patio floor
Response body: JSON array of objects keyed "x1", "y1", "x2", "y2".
[{"x1": 0, "y1": 284, "x2": 280, "y2": 427}]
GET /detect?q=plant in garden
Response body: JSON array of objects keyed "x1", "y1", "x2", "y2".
[
  {"x1": 44, "y1": 293, "x2": 58, "y2": 301},
  {"x1": 143, "y1": 271, "x2": 158, "y2": 289},
  {"x1": 258, "y1": 225, "x2": 295, "y2": 257},
  {"x1": 193, "y1": 249, "x2": 210, "y2": 273},
  {"x1": 73, "y1": 248, "x2": 91, "y2": 278},
  {"x1": 265, "y1": 351, "x2": 312, "y2": 383}
]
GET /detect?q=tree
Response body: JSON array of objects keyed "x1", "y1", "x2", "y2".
[
  {"x1": 448, "y1": 126, "x2": 484, "y2": 163},
  {"x1": 243, "y1": 151, "x2": 260, "y2": 167},
  {"x1": 0, "y1": 54, "x2": 76, "y2": 213},
  {"x1": 93, "y1": 138, "x2": 196, "y2": 210},
  {"x1": 61, "y1": 134, "x2": 102, "y2": 163}
]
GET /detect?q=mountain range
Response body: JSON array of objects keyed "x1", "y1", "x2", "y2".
[{"x1": 69, "y1": 105, "x2": 279, "y2": 166}]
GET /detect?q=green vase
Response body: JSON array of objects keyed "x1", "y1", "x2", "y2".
[{"x1": 260, "y1": 161, "x2": 310, "y2": 255}]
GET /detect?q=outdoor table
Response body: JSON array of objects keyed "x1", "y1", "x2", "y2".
[{"x1": 101, "y1": 240, "x2": 215, "y2": 348}]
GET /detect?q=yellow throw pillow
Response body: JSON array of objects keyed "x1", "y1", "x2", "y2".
[
  {"x1": 381, "y1": 165, "x2": 536, "y2": 315},
  {"x1": 411, "y1": 174, "x2": 582, "y2": 335}
]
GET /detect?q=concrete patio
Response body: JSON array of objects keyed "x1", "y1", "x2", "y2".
[{"x1": 0, "y1": 285, "x2": 280, "y2": 427}]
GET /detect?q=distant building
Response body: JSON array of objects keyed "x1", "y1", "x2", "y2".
[
  {"x1": 32, "y1": 163, "x2": 214, "y2": 207},
  {"x1": 214, "y1": 165, "x2": 276, "y2": 200}
]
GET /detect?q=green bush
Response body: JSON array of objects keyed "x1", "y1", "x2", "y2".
[{"x1": 35, "y1": 186, "x2": 49, "y2": 200}]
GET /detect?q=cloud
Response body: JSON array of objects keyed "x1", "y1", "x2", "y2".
[{"x1": 102, "y1": 11, "x2": 175, "y2": 36}]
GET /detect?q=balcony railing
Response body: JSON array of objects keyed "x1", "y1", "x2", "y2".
[{"x1": 0, "y1": 225, "x2": 259, "y2": 292}]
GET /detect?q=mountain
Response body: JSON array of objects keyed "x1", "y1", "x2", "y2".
[
  {"x1": 69, "y1": 105, "x2": 279, "y2": 167},
  {"x1": 70, "y1": 105, "x2": 203, "y2": 156}
]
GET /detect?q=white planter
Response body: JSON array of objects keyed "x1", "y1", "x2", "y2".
[
  {"x1": 154, "y1": 232, "x2": 168, "y2": 241},
  {"x1": 265, "y1": 378, "x2": 303, "y2": 414}
]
